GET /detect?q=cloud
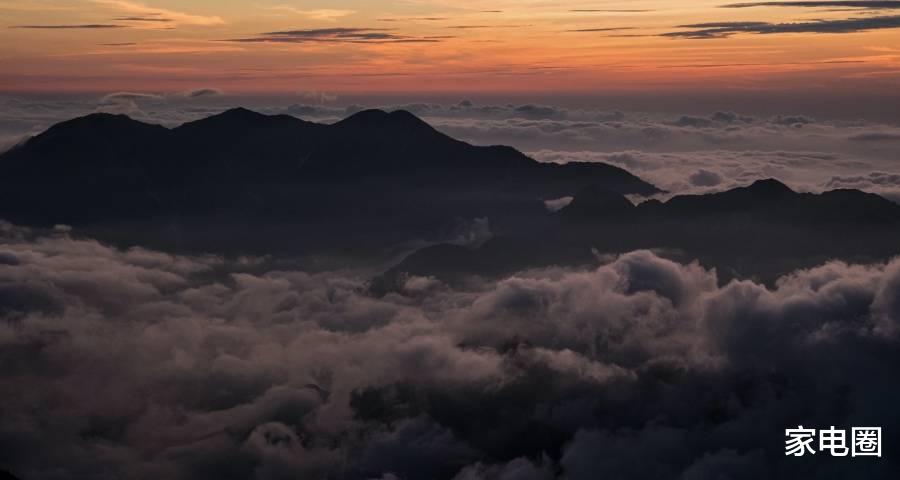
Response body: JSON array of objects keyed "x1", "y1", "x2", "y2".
[
  {"x1": 10, "y1": 24, "x2": 126, "y2": 29},
  {"x1": 183, "y1": 88, "x2": 224, "y2": 98},
  {"x1": 447, "y1": 24, "x2": 532, "y2": 29},
  {"x1": 92, "y1": 0, "x2": 224, "y2": 27},
  {"x1": 849, "y1": 131, "x2": 900, "y2": 141},
  {"x1": 299, "y1": 91, "x2": 338, "y2": 103},
  {"x1": 566, "y1": 27, "x2": 636, "y2": 32},
  {"x1": 96, "y1": 92, "x2": 163, "y2": 115},
  {"x1": 723, "y1": 1, "x2": 900, "y2": 9},
  {"x1": 378, "y1": 17, "x2": 450, "y2": 22},
  {"x1": 569, "y1": 9, "x2": 654, "y2": 13},
  {"x1": 1, "y1": 227, "x2": 899, "y2": 478},
  {"x1": 270, "y1": 6, "x2": 356, "y2": 22},
  {"x1": 91, "y1": 89, "x2": 225, "y2": 117},
  {"x1": 674, "y1": 115, "x2": 714, "y2": 127},
  {"x1": 689, "y1": 169, "x2": 725, "y2": 187},
  {"x1": 826, "y1": 171, "x2": 900, "y2": 188},
  {"x1": 454, "y1": 457, "x2": 555, "y2": 480},
  {"x1": 101, "y1": 92, "x2": 163, "y2": 102},
  {"x1": 664, "y1": 15, "x2": 900, "y2": 38},
  {"x1": 824, "y1": 172, "x2": 900, "y2": 201},
  {"x1": 115, "y1": 16, "x2": 172, "y2": 22},
  {"x1": 544, "y1": 196, "x2": 574, "y2": 212},
  {"x1": 227, "y1": 27, "x2": 442, "y2": 44},
  {"x1": 769, "y1": 114, "x2": 814, "y2": 125}
]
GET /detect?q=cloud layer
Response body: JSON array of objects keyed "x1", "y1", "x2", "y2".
[{"x1": 1, "y1": 224, "x2": 899, "y2": 478}]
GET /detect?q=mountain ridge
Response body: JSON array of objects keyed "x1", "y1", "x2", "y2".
[
  {"x1": 560, "y1": 178, "x2": 900, "y2": 224},
  {"x1": 374, "y1": 178, "x2": 900, "y2": 291},
  {"x1": 1, "y1": 107, "x2": 658, "y2": 190},
  {"x1": 0, "y1": 107, "x2": 659, "y2": 256}
]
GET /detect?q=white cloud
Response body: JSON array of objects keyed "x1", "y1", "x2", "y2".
[
  {"x1": 93, "y1": 0, "x2": 225, "y2": 26},
  {"x1": 270, "y1": 6, "x2": 356, "y2": 21}
]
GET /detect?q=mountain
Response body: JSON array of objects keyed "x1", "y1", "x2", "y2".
[
  {"x1": 0, "y1": 108, "x2": 660, "y2": 257},
  {"x1": 6, "y1": 109, "x2": 898, "y2": 283},
  {"x1": 560, "y1": 179, "x2": 900, "y2": 225},
  {"x1": 559, "y1": 184, "x2": 636, "y2": 220},
  {"x1": 0, "y1": 108, "x2": 659, "y2": 257},
  {"x1": 638, "y1": 179, "x2": 900, "y2": 223},
  {"x1": 376, "y1": 179, "x2": 900, "y2": 290},
  {"x1": 0, "y1": 108, "x2": 659, "y2": 198}
]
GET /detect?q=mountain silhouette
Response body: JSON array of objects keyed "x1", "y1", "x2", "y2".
[
  {"x1": 565, "y1": 178, "x2": 900, "y2": 224},
  {"x1": 375, "y1": 179, "x2": 900, "y2": 291},
  {"x1": 0, "y1": 108, "x2": 659, "y2": 257},
  {"x1": 1, "y1": 108, "x2": 660, "y2": 199},
  {"x1": 559, "y1": 184, "x2": 636, "y2": 219},
  {"x1": 4, "y1": 109, "x2": 900, "y2": 282}
]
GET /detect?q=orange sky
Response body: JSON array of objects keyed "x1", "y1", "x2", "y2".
[{"x1": 1, "y1": 0, "x2": 899, "y2": 94}]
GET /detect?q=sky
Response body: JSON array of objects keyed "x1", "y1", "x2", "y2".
[{"x1": 2, "y1": 0, "x2": 900, "y2": 95}]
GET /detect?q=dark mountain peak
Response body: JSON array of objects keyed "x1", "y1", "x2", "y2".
[
  {"x1": 219, "y1": 106, "x2": 265, "y2": 119},
  {"x1": 10, "y1": 112, "x2": 166, "y2": 160},
  {"x1": 743, "y1": 178, "x2": 794, "y2": 196},
  {"x1": 663, "y1": 177, "x2": 796, "y2": 212},
  {"x1": 174, "y1": 107, "x2": 304, "y2": 133},
  {"x1": 66, "y1": 111, "x2": 131, "y2": 123},
  {"x1": 335, "y1": 109, "x2": 437, "y2": 134},
  {"x1": 44, "y1": 112, "x2": 161, "y2": 134},
  {"x1": 561, "y1": 185, "x2": 634, "y2": 219},
  {"x1": 336, "y1": 108, "x2": 390, "y2": 125}
]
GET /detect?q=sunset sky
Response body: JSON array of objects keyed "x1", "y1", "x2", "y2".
[{"x1": 2, "y1": 0, "x2": 900, "y2": 94}]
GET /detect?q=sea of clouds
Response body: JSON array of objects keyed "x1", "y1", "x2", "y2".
[{"x1": 1, "y1": 222, "x2": 898, "y2": 479}]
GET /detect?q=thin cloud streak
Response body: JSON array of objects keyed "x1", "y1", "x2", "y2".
[
  {"x1": 226, "y1": 27, "x2": 444, "y2": 44},
  {"x1": 722, "y1": 1, "x2": 900, "y2": 9},
  {"x1": 664, "y1": 15, "x2": 900, "y2": 38},
  {"x1": 268, "y1": 6, "x2": 356, "y2": 22},
  {"x1": 11, "y1": 24, "x2": 127, "y2": 29},
  {"x1": 92, "y1": 0, "x2": 224, "y2": 26},
  {"x1": 566, "y1": 27, "x2": 637, "y2": 32},
  {"x1": 115, "y1": 16, "x2": 172, "y2": 22}
]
